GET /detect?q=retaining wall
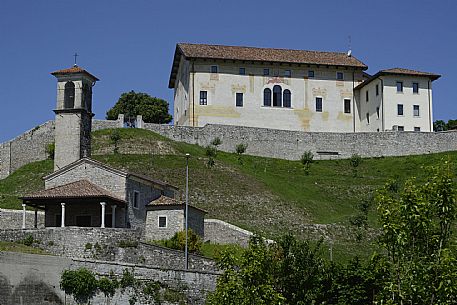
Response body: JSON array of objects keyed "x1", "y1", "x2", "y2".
[{"x1": 0, "y1": 208, "x2": 45, "y2": 229}]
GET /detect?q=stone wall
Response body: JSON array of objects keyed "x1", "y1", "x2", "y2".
[
  {"x1": 0, "y1": 251, "x2": 219, "y2": 305},
  {"x1": 0, "y1": 208, "x2": 45, "y2": 229},
  {"x1": 142, "y1": 123, "x2": 457, "y2": 160},
  {"x1": 0, "y1": 120, "x2": 55, "y2": 179},
  {"x1": 204, "y1": 218, "x2": 255, "y2": 247}
]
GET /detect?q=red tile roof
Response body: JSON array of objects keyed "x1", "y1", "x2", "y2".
[
  {"x1": 51, "y1": 65, "x2": 99, "y2": 81},
  {"x1": 21, "y1": 180, "x2": 125, "y2": 203},
  {"x1": 169, "y1": 43, "x2": 367, "y2": 88}
]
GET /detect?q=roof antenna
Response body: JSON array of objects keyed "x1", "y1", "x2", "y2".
[
  {"x1": 73, "y1": 52, "x2": 78, "y2": 67},
  {"x1": 347, "y1": 36, "x2": 352, "y2": 57}
]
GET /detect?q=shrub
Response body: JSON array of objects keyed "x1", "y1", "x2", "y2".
[
  {"x1": 60, "y1": 268, "x2": 98, "y2": 305},
  {"x1": 22, "y1": 234, "x2": 34, "y2": 246},
  {"x1": 205, "y1": 145, "x2": 217, "y2": 168},
  {"x1": 98, "y1": 276, "x2": 118, "y2": 299},
  {"x1": 118, "y1": 240, "x2": 139, "y2": 248},
  {"x1": 110, "y1": 129, "x2": 121, "y2": 154},
  {"x1": 46, "y1": 143, "x2": 55, "y2": 160},
  {"x1": 300, "y1": 150, "x2": 314, "y2": 175},
  {"x1": 350, "y1": 154, "x2": 362, "y2": 177},
  {"x1": 85, "y1": 243, "x2": 92, "y2": 250},
  {"x1": 163, "y1": 229, "x2": 202, "y2": 253},
  {"x1": 120, "y1": 268, "x2": 136, "y2": 289},
  {"x1": 235, "y1": 143, "x2": 248, "y2": 164},
  {"x1": 210, "y1": 137, "x2": 222, "y2": 147}
]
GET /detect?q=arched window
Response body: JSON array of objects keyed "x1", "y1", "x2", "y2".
[
  {"x1": 64, "y1": 81, "x2": 75, "y2": 109},
  {"x1": 263, "y1": 88, "x2": 272, "y2": 106},
  {"x1": 283, "y1": 89, "x2": 291, "y2": 108},
  {"x1": 273, "y1": 85, "x2": 282, "y2": 107}
]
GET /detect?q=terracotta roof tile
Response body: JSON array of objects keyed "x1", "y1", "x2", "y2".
[
  {"x1": 21, "y1": 180, "x2": 124, "y2": 203},
  {"x1": 379, "y1": 68, "x2": 440, "y2": 79},
  {"x1": 51, "y1": 65, "x2": 99, "y2": 81}
]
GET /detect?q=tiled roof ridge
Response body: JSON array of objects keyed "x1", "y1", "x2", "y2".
[{"x1": 50, "y1": 65, "x2": 99, "y2": 81}]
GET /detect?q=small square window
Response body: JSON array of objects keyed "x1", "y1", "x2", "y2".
[
  {"x1": 236, "y1": 93, "x2": 243, "y2": 107},
  {"x1": 284, "y1": 70, "x2": 291, "y2": 77},
  {"x1": 397, "y1": 126, "x2": 404, "y2": 131},
  {"x1": 366, "y1": 90, "x2": 369, "y2": 102},
  {"x1": 308, "y1": 70, "x2": 315, "y2": 78},
  {"x1": 414, "y1": 127, "x2": 421, "y2": 132},
  {"x1": 239, "y1": 67, "x2": 245, "y2": 75},
  {"x1": 158, "y1": 216, "x2": 167, "y2": 228},
  {"x1": 199, "y1": 91, "x2": 208, "y2": 105},
  {"x1": 263, "y1": 68, "x2": 270, "y2": 76},
  {"x1": 211, "y1": 65, "x2": 218, "y2": 73},
  {"x1": 413, "y1": 82, "x2": 419, "y2": 94},
  {"x1": 397, "y1": 104, "x2": 404, "y2": 116},
  {"x1": 344, "y1": 99, "x2": 351, "y2": 114},
  {"x1": 376, "y1": 84, "x2": 379, "y2": 96},
  {"x1": 396, "y1": 81, "x2": 403, "y2": 92},
  {"x1": 413, "y1": 105, "x2": 420, "y2": 117},
  {"x1": 133, "y1": 191, "x2": 139, "y2": 209},
  {"x1": 315, "y1": 97, "x2": 323, "y2": 112},
  {"x1": 336, "y1": 72, "x2": 344, "y2": 80}
]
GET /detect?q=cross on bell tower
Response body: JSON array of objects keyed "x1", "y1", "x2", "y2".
[{"x1": 50, "y1": 65, "x2": 99, "y2": 170}]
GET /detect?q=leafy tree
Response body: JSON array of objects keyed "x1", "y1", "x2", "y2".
[
  {"x1": 375, "y1": 163, "x2": 457, "y2": 304},
  {"x1": 205, "y1": 145, "x2": 217, "y2": 168},
  {"x1": 163, "y1": 229, "x2": 202, "y2": 253},
  {"x1": 235, "y1": 143, "x2": 248, "y2": 164},
  {"x1": 60, "y1": 268, "x2": 98, "y2": 304},
  {"x1": 106, "y1": 91, "x2": 172, "y2": 124},
  {"x1": 350, "y1": 154, "x2": 362, "y2": 177},
  {"x1": 300, "y1": 150, "x2": 314, "y2": 175},
  {"x1": 448, "y1": 119, "x2": 457, "y2": 130},
  {"x1": 433, "y1": 119, "x2": 448, "y2": 131},
  {"x1": 210, "y1": 137, "x2": 222, "y2": 147},
  {"x1": 98, "y1": 276, "x2": 118, "y2": 305}
]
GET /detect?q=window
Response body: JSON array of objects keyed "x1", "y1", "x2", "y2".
[
  {"x1": 284, "y1": 70, "x2": 291, "y2": 78},
  {"x1": 336, "y1": 72, "x2": 344, "y2": 80},
  {"x1": 236, "y1": 93, "x2": 243, "y2": 107},
  {"x1": 397, "y1": 104, "x2": 404, "y2": 116},
  {"x1": 308, "y1": 70, "x2": 315, "y2": 78},
  {"x1": 239, "y1": 67, "x2": 245, "y2": 75},
  {"x1": 396, "y1": 81, "x2": 403, "y2": 92},
  {"x1": 315, "y1": 97, "x2": 323, "y2": 112},
  {"x1": 397, "y1": 126, "x2": 405, "y2": 131},
  {"x1": 413, "y1": 105, "x2": 420, "y2": 117},
  {"x1": 263, "y1": 88, "x2": 272, "y2": 106},
  {"x1": 273, "y1": 85, "x2": 282, "y2": 107},
  {"x1": 413, "y1": 82, "x2": 419, "y2": 94},
  {"x1": 366, "y1": 113, "x2": 370, "y2": 124},
  {"x1": 64, "y1": 81, "x2": 75, "y2": 109},
  {"x1": 376, "y1": 107, "x2": 380, "y2": 119},
  {"x1": 211, "y1": 65, "x2": 218, "y2": 73},
  {"x1": 376, "y1": 84, "x2": 379, "y2": 96},
  {"x1": 366, "y1": 90, "x2": 369, "y2": 102},
  {"x1": 158, "y1": 216, "x2": 167, "y2": 228},
  {"x1": 414, "y1": 127, "x2": 421, "y2": 132},
  {"x1": 133, "y1": 191, "x2": 139, "y2": 209},
  {"x1": 283, "y1": 90, "x2": 291, "y2": 108},
  {"x1": 344, "y1": 99, "x2": 351, "y2": 114},
  {"x1": 199, "y1": 91, "x2": 207, "y2": 105},
  {"x1": 263, "y1": 68, "x2": 270, "y2": 76}
]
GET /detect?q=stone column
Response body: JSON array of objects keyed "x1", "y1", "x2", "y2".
[
  {"x1": 61, "y1": 203, "x2": 65, "y2": 228},
  {"x1": 34, "y1": 209, "x2": 38, "y2": 229},
  {"x1": 100, "y1": 202, "x2": 106, "y2": 228},
  {"x1": 136, "y1": 115, "x2": 143, "y2": 128},
  {"x1": 118, "y1": 114, "x2": 124, "y2": 128},
  {"x1": 22, "y1": 204, "x2": 26, "y2": 229},
  {"x1": 111, "y1": 205, "x2": 117, "y2": 228}
]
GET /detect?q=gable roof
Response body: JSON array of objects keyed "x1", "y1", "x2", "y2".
[
  {"x1": 51, "y1": 65, "x2": 99, "y2": 81},
  {"x1": 355, "y1": 67, "x2": 441, "y2": 90},
  {"x1": 169, "y1": 43, "x2": 368, "y2": 88},
  {"x1": 44, "y1": 158, "x2": 178, "y2": 191},
  {"x1": 21, "y1": 180, "x2": 126, "y2": 203}
]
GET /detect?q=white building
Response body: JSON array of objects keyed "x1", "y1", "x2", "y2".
[{"x1": 169, "y1": 43, "x2": 440, "y2": 132}]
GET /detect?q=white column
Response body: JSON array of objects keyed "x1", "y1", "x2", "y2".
[
  {"x1": 61, "y1": 203, "x2": 65, "y2": 228},
  {"x1": 111, "y1": 205, "x2": 117, "y2": 228},
  {"x1": 100, "y1": 202, "x2": 106, "y2": 228},
  {"x1": 22, "y1": 204, "x2": 26, "y2": 229}
]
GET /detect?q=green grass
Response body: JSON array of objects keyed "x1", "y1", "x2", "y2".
[
  {"x1": 1, "y1": 128, "x2": 457, "y2": 262},
  {"x1": 199, "y1": 243, "x2": 245, "y2": 260},
  {"x1": 0, "y1": 241, "x2": 48, "y2": 255}
]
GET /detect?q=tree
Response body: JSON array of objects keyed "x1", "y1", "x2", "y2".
[
  {"x1": 300, "y1": 150, "x2": 314, "y2": 175},
  {"x1": 60, "y1": 268, "x2": 98, "y2": 304},
  {"x1": 433, "y1": 119, "x2": 447, "y2": 132},
  {"x1": 106, "y1": 91, "x2": 172, "y2": 124},
  {"x1": 375, "y1": 163, "x2": 457, "y2": 304},
  {"x1": 235, "y1": 143, "x2": 248, "y2": 165}
]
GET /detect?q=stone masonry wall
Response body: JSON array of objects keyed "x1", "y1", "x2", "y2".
[
  {"x1": 204, "y1": 218, "x2": 255, "y2": 247},
  {"x1": 0, "y1": 251, "x2": 219, "y2": 305},
  {"x1": 0, "y1": 208, "x2": 45, "y2": 229},
  {"x1": 2, "y1": 118, "x2": 457, "y2": 180}
]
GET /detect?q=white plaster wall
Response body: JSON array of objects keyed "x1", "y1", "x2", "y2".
[
  {"x1": 173, "y1": 57, "x2": 191, "y2": 126},
  {"x1": 382, "y1": 76, "x2": 433, "y2": 132},
  {"x1": 174, "y1": 59, "x2": 365, "y2": 132},
  {"x1": 355, "y1": 79, "x2": 383, "y2": 132}
]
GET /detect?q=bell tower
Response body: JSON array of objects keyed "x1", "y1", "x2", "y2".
[{"x1": 51, "y1": 65, "x2": 99, "y2": 170}]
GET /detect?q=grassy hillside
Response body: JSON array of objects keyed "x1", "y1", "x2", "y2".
[{"x1": 1, "y1": 128, "x2": 456, "y2": 261}]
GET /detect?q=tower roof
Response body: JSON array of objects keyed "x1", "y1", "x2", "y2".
[{"x1": 51, "y1": 65, "x2": 99, "y2": 81}]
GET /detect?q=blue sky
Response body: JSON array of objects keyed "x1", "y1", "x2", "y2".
[{"x1": 1, "y1": 0, "x2": 456, "y2": 142}]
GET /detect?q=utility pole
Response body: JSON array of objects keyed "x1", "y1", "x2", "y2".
[{"x1": 184, "y1": 153, "x2": 190, "y2": 270}]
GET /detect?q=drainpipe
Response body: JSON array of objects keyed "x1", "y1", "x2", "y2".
[
  {"x1": 191, "y1": 61, "x2": 195, "y2": 127},
  {"x1": 427, "y1": 80, "x2": 432, "y2": 132},
  {"x1": 381, "y1": 78, "x2": 385, "y2": 131}
]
